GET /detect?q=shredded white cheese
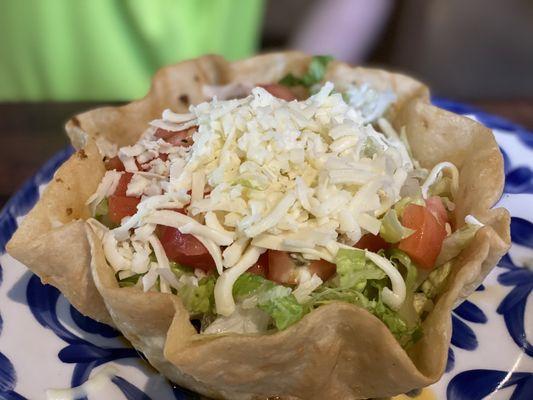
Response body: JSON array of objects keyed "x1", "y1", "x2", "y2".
[
  {"x1": 214, "y1": 246, "x2": 266, "y2": 316},
  {"x1": 365, "y1": 250, "x2": 406, "y2": 310},
  {"x1": 421, "y1": 162, "x2": 459, "y2": 199}
]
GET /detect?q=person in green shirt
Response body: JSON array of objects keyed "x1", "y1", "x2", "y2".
[{"x1": 0, "y1": 0, "x2": 264, "y2": 101}]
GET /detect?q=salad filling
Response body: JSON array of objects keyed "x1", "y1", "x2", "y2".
[{"x1": 87, "y1": 58, "x2": 482, "y2": 347}]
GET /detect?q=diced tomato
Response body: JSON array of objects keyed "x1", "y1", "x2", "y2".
[
  {"x1": 247, "y1": 252, "x2": 269, "y2": 277},
  {"x1": 157, "y1": 225, "x2": 216, "y2": 272},
  {"x1": 267, "y1": 250, "x2": 336, "y2": 285},
  {"x1": 267, "y1": 251, "x2": 299, "y2": 285},
  {"x1": 108, "y1": 195, "x2": 141, "y2": 224},
  {"x1": 354, "y1": 234, "x2": 389, "y2": 253},
  {"x1": 426, "y1": 196, "x2": 448, "y2": 226},
  {"x1": 114, "y1": 172, "x2": 134, "y2": 196},
  {"x1": 259, "y1": 84, "x2": 297, "y2": 101},
  {"x1": 398, "y1": 204, "x2": 447, "y2": 270},
  {"x1": 155, "y1": 127, "x2": 195, "y2": 147},
  {"x1": 105, "y1": 156, "x2": 125, "y2": 171},
  {"x1": 308, "y1": 259, "x2": 336, "y2": 281}
]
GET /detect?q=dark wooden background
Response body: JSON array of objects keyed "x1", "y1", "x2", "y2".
[{"x1": 0, "y1": 100, "x2": 532, "y2": 208}]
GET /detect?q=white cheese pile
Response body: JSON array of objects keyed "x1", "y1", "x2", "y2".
[{"x1": 94, "y1": 82, "x2": 420, "y2": 316}]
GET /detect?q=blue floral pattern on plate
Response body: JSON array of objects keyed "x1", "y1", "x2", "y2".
[{"x1": 0, "y1": 101, "x2": 532, "y2": 399}]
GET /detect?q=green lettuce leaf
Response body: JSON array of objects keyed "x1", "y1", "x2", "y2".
[
  {"x1": 435, "y1": 224, "x2": 480, "y2": 267},
  {"x1": 233, "y1": 273, "x2": 303, "y2": 330},
  {"x1": 170, "y1": 261, "x2": 193, "y2": 277},
  {"x1": 380, "y1": 209, "x2": 415, "y2": 243},
  {"x1": 179, "y1": 275, "x2": 216, "y2": 316},
  {"x1": 421, "y1": 261, "x2": 452, "y2": 299},
  {"x1": 309, "y1": 286, "x2": 420, "y2": 347},
  {"x1": 233, "y1": 273, "x2": 275, "y2": 299},
  {"x1": 116, "y1": 272, "x2": 142, "y2": 288},
  {"x1": 388, "y1": 249, "x2": 420, "y2": 327},
  {"x1": 94, "y1": 198, "x2": 117, "y2": 228},
  {"x1": 258, "y1": 294, "x2": 304, "y2": 330},
  {"x1": 279, "y1": 55, "x2": 333, "y2": 88},
  {"x1": 393, "y1": 196, "x2": 425, "y2": 218},
  {"x1": 335, "y1": 248, "x2": 386, "y2": 290}
]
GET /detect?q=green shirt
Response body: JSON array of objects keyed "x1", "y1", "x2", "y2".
[{"x1": 0, "y1": 0, "x2": 264, "y2": 100}]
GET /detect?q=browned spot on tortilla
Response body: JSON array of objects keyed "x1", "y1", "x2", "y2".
[
  {"x1": 55, "y1": 178, "x2": 64, "y2": 183},
  {"x1": 77, "y1": 149, "x2": 87, "y2": 160},
  {"x1": 71, "y1": 116, "x2": 81, "y2": 128},
  {"x1": 193, "y1": 75, "x2": 200, "y2": 82},
  {"x1": 66, "y1": 207, "x2": 73, "y2": 215},
  {"x1": 179, "y1": 94, "x2": 190, "y2": 105}
]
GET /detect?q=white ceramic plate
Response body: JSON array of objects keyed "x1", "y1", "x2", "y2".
[{"x1": 0, "y1": 101, "x2": 531, "y2": 400}]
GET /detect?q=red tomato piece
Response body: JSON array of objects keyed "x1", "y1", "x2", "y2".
[
  {"x1": 155, "y1": 127, "x2": 195, "y2": 147},
  {"x1": 105, "y1": 156, "x2": 125, "y2": 171},
  {"x1": 108, "y1": 196, "x2": 140, "y2": 224},
  {"x1": 267, "y1": 250, "x2": 336, "y2": 285},
  {"x1": 113, "y1": 172, "x2": 134, "y2": 196},
  {"x1": 308, "y1": 259, "x2": 337, "y2": 281},
  {"x1": 426, "y1": 196, "x2": 448, "y2": 225},
  {"x1": 354, "y1": 234, "x2": 389, "y2": 253},
  {"x1": 398, "y1": 204, "x2": 447, "y2": 270},
  {"x1": 259, "y1": 84, "x2": 297, "y2": 101},
  {"x1": 267, "y1": 251, "x2": 299, "y2": 285},
  {"x1": 157, "y1": 225, "x2": 216, "y2": 272},
  {"x1": 247, "y1": 252, "x2": 269, "y2": 277}
]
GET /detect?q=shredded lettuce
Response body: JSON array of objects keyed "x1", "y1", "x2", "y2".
[
  {"x1": 322, "y1": 247, "x2": 421, "y2": 346},
  {"x1": 435, "y1": 224, "x2": 479, "y2": 267},
  {"x1": 94, "y1": 198, "x2": 117, "y2": 228},
  {"x1": 179, "y1": 275, "x2": 216, "y2": 316},
  {"x1": 421, "y1": 262, "x2": 452, "y2": 299},
  {"x1": 203, "y1": 305, "x2": 270, "y2": 335},
  {"x1": 258, "y1": 295, "x2": 304, "y2": 330},
  {"x1": 233, "y1": 273, "x2": 303, "y2": 330},
  {"x1": 170, "y1": 261, "x2": 193, "y2": 277},
  {"x1": 342, "y1": 83, "x2": 397, "y2": 123},
  {"x1": 388, "y1": 249, "x2": 419, "y2": 327},
  {"x1": 380, "y1": 209, "x2": 415, "y2": 243},
  {"x1": 309, "y1": 286, "x2": 420, "y2": 347},
  {"x1": 117, "y1": 272, "x2": 142, "y2": 288},
  {"x1": 233, "y1": 273, "x2": 274, "y2": 298},
  {"x1": 279, "y1": 55, "x2": 333, "y2": 88},
  {"x1": 430, "y1": 176, "x2": 453, "y2": 198},
  {"x1": 393, "y1": 196, "x2": 425, "y2": 218},
  {"x1": 335, "y1": 248, "x2": 385, "y2": 290}
]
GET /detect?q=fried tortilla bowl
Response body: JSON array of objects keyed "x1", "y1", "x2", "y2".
[{"x1": 7, "y1": 52, "x2": 510, "y2": 399}]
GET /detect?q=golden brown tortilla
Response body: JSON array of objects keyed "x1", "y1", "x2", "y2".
[{"x1": 7, "y1": 52, "x2": 510, "y2": 399}]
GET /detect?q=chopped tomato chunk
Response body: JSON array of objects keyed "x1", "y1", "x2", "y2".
[
  {"x1": 259, "y1": 84, "x2": 297, "y2": 101},
  {"x1": 155, "y1": 127, "x2": 195, "y2": 147},
  {"x1": 398, "y1": 204, "x2": 447, "y2": 270},
  {"x1": 307, "y1": 259, "x2": 336, "y2": 281},
  {"x1": 105, "y1": 156, "x2": 125, "y2": 171},
  {"x1": 354, "y1": 234, "x2": 389, "y2": 253},
  {"x1": 247, "y1": 252, "x2": 269, "y2": 277},
  {"x1": 157, "y1": 225, "x2": 216, "y2": 272},
  {"x1": 108, "y1": 196, "x2": 140, "y2": 224},
  {"x1": 267, "y1": 250, "x2": 336, "y2": 285},
  {"x1": 426, "y1": 196, "x2": 448, "y2": 225},
  {"x1": 267, "y1": 251, "x2": 299, "y2": 285},
  {"x1": 114, "y1": 172, "x2": 134, "y2": 196}
]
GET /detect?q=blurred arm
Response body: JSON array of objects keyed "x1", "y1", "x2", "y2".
[{"x1": 290, "y1": 0, "x2": 394, "y2": 63}]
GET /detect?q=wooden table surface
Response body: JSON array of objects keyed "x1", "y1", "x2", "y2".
[{"x1": 1, "y1": 100, "x2": 532, "y2": 208}]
